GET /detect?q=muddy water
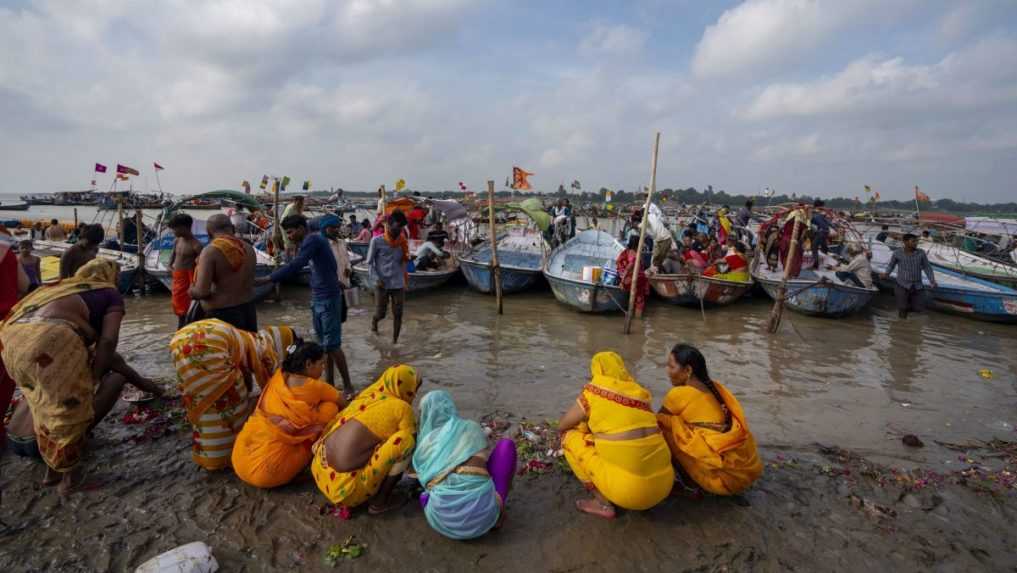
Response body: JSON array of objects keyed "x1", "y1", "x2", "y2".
[{"x1": 3, "y1": 280, "x2": 1017, "y2": 572}]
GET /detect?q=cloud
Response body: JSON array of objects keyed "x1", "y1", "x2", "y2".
[
  {"x1": 579, "y1": 23, "x2": 647, "y2": 56},
  {"x1": 692, "y1": 0, "x2": 887, "y2": 79}
]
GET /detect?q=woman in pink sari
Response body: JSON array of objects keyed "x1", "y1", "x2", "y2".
[{"x1": 616, "y1": 235, "x2": 649, "y2": 318}]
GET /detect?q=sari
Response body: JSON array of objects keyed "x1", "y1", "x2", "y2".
[
  {"x1": 562, "y1": 352, "x2": 674, "y2": 510},
  {"x1": 615, "y1": 249, "x2": 648, "y2": 313},
  {"x1": 169, "y1": 319, "x2": 294, "y2": 470},
  {"x1": 413, "y1": 391, "x2": 501, "y2": 540},
  {"x1": 232, "y1": 370, "x2": 341, "y2": 488},
  {"x1": 657, "y1": 382, "x2": 763, "y2": 495},
  {"x1": 703, "y1": 251, "x2": 750, "y2": 283},
  {"x1": 0, "y1": 259, "x2": 120, "y2": 472},
  {"x1": 311, "y1": 365, "x2": 419, "y2": 506},
  {"x1": 778, "y1": 209, "x2": 808, "y2": 278}
]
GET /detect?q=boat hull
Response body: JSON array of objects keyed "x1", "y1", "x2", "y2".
[
  {"x1": 873, "y1": 276, "x2": 1017, "y2": 323},
  {"x1": 754, "y1": 274, "x2": 876, "y2": 317},
  {"x1": 349, "y1": 241, "x2": 370, "y2": 258},
  {"x1": 649, "y1": 273, "x2": 752, "y2": 306},
  {"x1": 545, "y1": 274, "x2": 628, "y2": 313},
  {"x1": 352, "y1": 264, "x2": 459, "y2": 294}
]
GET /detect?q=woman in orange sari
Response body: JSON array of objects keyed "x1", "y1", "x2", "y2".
[
  {"x1": 616, "y1": 235, "x2": 649, "y2": 317},
  {"x1": 232, "y1": 342, "x2": 344, "y2": 488},
  {"x1": 656, "y1": 344, "x2": 762, "y2": 496}
]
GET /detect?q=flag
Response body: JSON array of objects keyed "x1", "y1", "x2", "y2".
[
  {"x1": 458, "y1": 181, "x2": 467, "y2": 191},
  {"x1": 395, "y1": 178, "x2": 406, "y2": 191},
  {"x1": 259, "y1": 175, "x2": 269, "y2": 190},
  {"x1": 281, "y1": 176, "x2": 291, "y2": 190},
  {"x1": 302, "y1": 179, "x2": 311, "y2": 191},
  {"x1": 762, "y1": 186, "x2": 775, "y2": 198},
  {"x1": 874, "y1": 192, "x2": 881, "y2": 200},
  {"x1": 241, "y1": 180, "x2": 251, "y2": 194},
  {"x1": 512, "y1": 166, "x2": 533, "y2": 191},
  {"x1": 605, "y1": 190, "x2": 614, "y2": 202},
  {"x1": 94, "y1": 163, "x2": 107, "y2": 173},
  {"x1": 864, "y1": 185, "x2": 872, "y2": 193},
  {"x1": 571, "y1": 180, "x2": 581, "y2": 190},
  {"x1": 116, "y1": 173, "x2": 129, "y2": 181},
  {"x1": 116, "y1": 163, "x2": 139, "y2": 176},
  {"x1": 915, "y1": 186, "x2": 930, "y2": 203},
  {"x1": 153, "y1": 162, "x2": 164, "y2": 171}
]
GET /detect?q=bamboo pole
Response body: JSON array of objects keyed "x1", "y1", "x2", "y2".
[
  {"x1": 73, "y1": 208, "x2": 78, "y2": 229},
  {"x1": 624, "y1": 132, "x2": 660, "y2": 335},
  {"x1": 135, "y1": 209, "x2": 145, "y2": 293},
  {"x1": 766, "y1": 208, "x2": 804, "y2": 333},
  {"x1": 272, "y1": 178, "x2": 282, "y2": 300},
  {"x1": 487, "y1": 180, "x2": 503, "y2": 314}
]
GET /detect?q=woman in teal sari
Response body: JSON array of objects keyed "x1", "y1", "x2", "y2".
[{"x1": 413, "y1": 391, "x2": 517, "y2": 540}]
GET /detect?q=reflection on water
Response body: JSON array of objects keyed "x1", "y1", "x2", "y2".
[{"x1": 120, "y1": 280, "x2": 1017, "y2": 467}]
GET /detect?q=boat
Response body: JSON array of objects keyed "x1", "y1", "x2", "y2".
[
  {"x1": 870, "y1": 242, "x2": 1017, "y2": 323},
  {"x1": 918, "y1": 240, "x2": 1017, "y2": 289},
  {"x1": 543, "y1": 229, "x2": 628, "y2": 312},
  {"x1": 460, "y1": 231, "x2": 547, "y2": 294},
  {"x1": 752, "y1": 260, "x2": 879, "y2": 317},
  {"x1": 648, "y1": 272, "x2": 752, "y2": 306},
  {"x1": 29, "y1": 239, "x2": 141, "y2": 294},
  {"x1": 0, "y1": 202, "x2": 29, "y2": 211},
  {"x1": 352, "y1": 238, "x2": 461, "y2": 294},
  {"x1": 348, "y1": 240, "x2": 370, "y2": 258}
]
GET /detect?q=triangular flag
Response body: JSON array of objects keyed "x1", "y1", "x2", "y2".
[
  {"x1": 302, "y1": 179, "x2": 311, "y2": 191},
  {"x1": 153, "y1": 162, "x2": 164, "y2": 171},
  {"x1": 281, "y1": 176, "x2": 291, "y2": 191},
  {"x1": 395, "y1": 178, "x2": 406, "y2": 191},
  {"x1": 512, "y1": 167, "x2": 533, "y2": 191},
  {"x1": 259, "y1": 175, "x2": 269, "y2": 190}
]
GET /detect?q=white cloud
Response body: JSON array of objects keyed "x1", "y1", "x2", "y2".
[{"x1": 579, "y1": 23, "x2": 647, "y2": 56}]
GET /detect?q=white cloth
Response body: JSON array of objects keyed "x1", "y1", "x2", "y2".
[
  {"x1": 415, "y1": 241, "x2": 444, "y2": 260},
  {"x1": 835, "y1": 253, "x2": 874, "y2": 288},
  {"x1": 328, "y1": 237, "x2": 352, "y2": 288},
  {"x1": 646, "y1": 203, "x2": 671, "y2": 241}
]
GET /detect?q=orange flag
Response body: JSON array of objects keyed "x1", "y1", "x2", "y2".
[
  {"x1": 512, "y1": 166, "x2": 533, "y2": 191},
  {"x1": 915, "y1": 186, "x2": 930, "y2": 202}
]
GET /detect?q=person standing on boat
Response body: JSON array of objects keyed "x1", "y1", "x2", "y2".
[
  {"x1": 59, "y1": 224, "x2": 103, "y2": 279},
  {"x1": 280, "y1": 196, "x2": 305, "y2": 259},
  {"x1": 881, "y1": 232, "x2": 937, "y2": 319},
  {"x1": 646, "y1": 202, "x2": 673, "y2": 271},
  {"x1": 44, "y1": 219, "x2": 66, "y2": 242},
  {"x1": 367, "y1": 210, "x2": 409, "y2": 344},
  {"x1": 168, "y1": 214, "x2": 203, "y2": 329},
  {"x1": 190, "y1": 214, "x2": 258, "y2": 332},
  {"x1": 258, "y1": 215, "x2": 355, "y2": 398}
]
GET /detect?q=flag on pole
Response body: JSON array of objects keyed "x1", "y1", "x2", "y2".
[
  {"x1": 915, "y1": 186, "x2": 930, "y2": 203},
  {"x1": 281, "y1": 176, "x2": 291, "y2": 190},
  {"x1": 259, "y1": 175, "x2": 269, "y2": 190},
  {"x1": 116, "y1": 173, "x2": 129, "y2": 181},
  {"x1": 395, "y1": 179, "x2": 406, "y2": 191},
  {"x1": 241, "y1": 180, "x2": 251, "y2": 194},
  {"x1": 570, "y1": 180, "x2": 581, "y2": 190},
  {"x1": 302, "y1": 179, "x2": 311, "y2": 191},
  {"x1": 116, "y1": 163, "x2": 140, "y2": 176},
  {"x1": 94, "y1": 163, "x2": 107, "y2": 173},
  {"x1": 153, "y1": 162, "x2": 164, "y2": 171},
  {"x1": 511, "y1": 166, "x2": 533, "y2": 191},
  {"x1": 864, "y1": 185, "x2": 872, "y2": 193},
  {"x1": 458, "y1": 181, "x2": 467, "y2": 191}
]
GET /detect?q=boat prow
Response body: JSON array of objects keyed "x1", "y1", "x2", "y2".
[{"x1": 543, "y1": 229, "x2": 627, "y2": 312}]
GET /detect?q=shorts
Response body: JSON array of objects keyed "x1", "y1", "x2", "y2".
[
  {"x1": 7, "y1": 433, "x2": 41, "y2": 459},
  {"x1": 312, "y1": 296, "x2": 344, "y2": 351},
  {"x1": 207, "y1": 300, "x2": 259, "y2": 333}
]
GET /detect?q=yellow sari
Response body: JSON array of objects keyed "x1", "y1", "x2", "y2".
[
  {"x1": 657, "y1": 382, "x2": 762, "y2": 495},
  {"x1": 311, "y1": 365, "x2": 419, "y2": 506},
  {"x1": 169, "y1": 319, "x2": 294, "y2": 470},
  {"x1": 562, "y1": 352, "x2": 674, "y2": 510},
  {"x1": 0, "y1": 259, "x2": 120, "y2": 473}
]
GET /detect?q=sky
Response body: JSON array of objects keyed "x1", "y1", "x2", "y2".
[{"x1": 2, "y1": 0, "x2": 1016, "y2": 202}]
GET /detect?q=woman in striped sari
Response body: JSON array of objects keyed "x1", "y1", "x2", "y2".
[{"x1": 170, "y1": 319, "x2": 295, "y2": 471}]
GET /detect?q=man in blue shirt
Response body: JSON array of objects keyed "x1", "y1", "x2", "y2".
[{"x1": 258, "y1": 214, "x2": 354, "y2": 397}]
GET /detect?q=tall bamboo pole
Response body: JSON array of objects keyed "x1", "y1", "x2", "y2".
[
  {"x1": 767, "y1": 207, "x2": 805, "y2": 333},
  {"x1": 272, "y1": 178, "x2": 282, "y2": 300},
  {"x1": 487, "y1": 180, "x2": 503, "y2": 314},
  {"x1": 624, "y1": 132, "x2": 660, "y2": 334},
  {"x1": 135, "y1": 209, "x2": 145, "y2": 293}
]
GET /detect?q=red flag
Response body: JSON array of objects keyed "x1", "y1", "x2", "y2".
[
  {"x1": 94, "y1": 163, "x2": 107, "y2": 173},
  {"x1": 915, "y1": 186, "x2": 930, "y2": 203},
  {"x1": 116, "y1": 163, "x2": 140, "y2": 176},
  {"x1": 512, "y1": 166, "x2": 533, "y2": 191},
  {"x1": 154, "y1": 162, "x2": 164, "y2": 171}
]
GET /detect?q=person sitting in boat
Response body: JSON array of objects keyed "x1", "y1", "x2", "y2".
[
  {"x1": 703, "y1": 240, "x2": 750, "y2": 283},
  {"x1": 656, "y1": 344, "x2": 762, "y2": 497},
  {"x1": 355, "y1": 219, "x2": 373, "y2": 243},
  {"x1": 660, "y1": 247, "x2": 685, "y2": 275},
  {"x1": 761, "y1": 224, "x2": 781, "y2": 271},
  {"x1": 825, "y1": 244, "x2": 873, "y2": 289},
  {"x1": 59, "y1": 224, "x2": 103, "y2": 279},
  {"x1": 681, "y1": 232, "x2": 708, "y2": 271},
  {"x1": 18, "y1": 240, "x2": 41, "y2": 291},
  {"x1": 413, "y1": 222, "x2": 450, "y2": 271},
  {"x1": 44, "y1": 219, "x2": 66, "y2": 242},
  {"x1": 875, "y1": 225, "x2": 890, "y2": 243},
  {"x1": 345, "y1": 215, "x2": 361, "y2": 239}
]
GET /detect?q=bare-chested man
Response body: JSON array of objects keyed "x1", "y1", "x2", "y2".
[
  {"x1": 44, "y1": 219, "x2": 67, "y2": 241},
  {"x1": 167, "y1": 213, "x2": 203, "y2": 329},
  {"x1": 59, "y1": 224, "x2": 104, "y2": 279},
  {"x1": 189, "y1": 214, "x2": 258, "y2": 332}
]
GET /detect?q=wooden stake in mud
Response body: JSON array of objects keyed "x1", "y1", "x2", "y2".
[
  {"x1": 767, "y1": 207, "x2": 804, "y2": 333},
  {"x1": 487, "y1": 180, "x2": 503, "y2": 314},
  {"x1": 624, "y1": 131, "x2": 660, "y2": 335},
  {"x1": 135, "y1": 209, "x2": 145, "y2": 293}
]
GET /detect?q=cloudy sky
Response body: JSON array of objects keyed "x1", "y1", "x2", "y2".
[{"x1": 3, "y1": 0, "x2": 1016, "y2": 202}]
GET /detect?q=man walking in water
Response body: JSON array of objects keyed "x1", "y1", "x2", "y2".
[
  {"x1": 881, "y1": 232, "x2": 937, "y2": 319},
  {"x1": 367, "y1": 210, "x2": 408, "y2": 344},
  {"x1": 258, "y1": 214, "x2": 355, "y2": 398},
  {"x1": 168, "y1": 213, "x2": 203, "y2": 329},
  {"x1": 190, "y1": 214, "x2": 258, "y2": 331}
]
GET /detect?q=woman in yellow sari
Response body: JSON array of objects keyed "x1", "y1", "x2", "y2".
[
  {"x1": 232, "y1": 341, "x2": 344, "y2": 488},
  {"x1": 559, "y1": 352, "x2": 674, "y2": 519},
  {"x1": 0, "y1": 259, "x2": 162, "y2": 493},
  {"x1": 656, "y1": 344, "x2": 762, "y2": 496},
  {"x1": 311, "y1": 365, "x2": 420, "y2": 514},
  {"x1": 170, "y1": 319, "x2": 294, "y2": 471}
]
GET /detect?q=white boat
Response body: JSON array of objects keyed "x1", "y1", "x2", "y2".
[{"x1": 542, "y1": 229, "x2": 628, "y2": 313}]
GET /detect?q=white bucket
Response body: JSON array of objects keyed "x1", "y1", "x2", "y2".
[
  {"x1": 581, "y1": 266, "x2": 594, "y2": 282},
  {"x1": 135, "y1": 542, "x2": 219, "y2": 573}
]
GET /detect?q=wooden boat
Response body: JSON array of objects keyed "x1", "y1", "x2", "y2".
[
  {"x1": 348, "y1": 240, "x2": 370, "y2": 258},
  {"x1": 648, "y1": 272, "x2": 752, "y2": 306},
  {"x1": 0, "y1": 202, "x2": 29, "y2": 211},
  {"x1": 752, "y1": 262, "x2": 878, "y2": 317},
  {"x1": 542, "y1": 229, "x2": 628, "y2": 313},
  {"x1": 918, "y1": 240, "x2": 1017, "y2": 289},
  {"x1": 460, "y1": 231, "x2": 546, "y2": 294},
  {"x1": 29, "y1": 239, "x2": 141, "y2": 294},
  {"x1": 870, "y1": 242, "x2": 1017, "y2": 323},
  {"x1": 351, "y1": 240, "x2": 460, "y2": 294}
]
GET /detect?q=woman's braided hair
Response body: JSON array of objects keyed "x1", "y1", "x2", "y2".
[{"x1": 671, "y1": 344, "x2": 730, "y2": 431}]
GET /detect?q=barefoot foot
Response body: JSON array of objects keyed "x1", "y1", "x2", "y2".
[{"x1": 575, "y1": 498, "x2": 615, "y2": 519}]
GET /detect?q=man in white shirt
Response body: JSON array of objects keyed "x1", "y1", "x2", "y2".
[
  {"x1": 646, "y1": 203, "x2": 673, "y2": 269},
  {"x1": 827, "y1": 244, "x2": 873, "y2": 289}
]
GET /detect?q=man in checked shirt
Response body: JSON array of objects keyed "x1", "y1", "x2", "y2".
[{"x1": 881, "y1": 232, "x2": 937, "y2": 319}]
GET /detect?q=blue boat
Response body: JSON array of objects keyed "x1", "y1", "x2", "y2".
[
  {"x1": 752, "y1": 264, "x2": 878, "y2": 317},
  {"x1": 23, "y1": 238, "x2": 141, "y2": 295},
  {"x1": 348, "y1": 240, "x2": 370, "y2": 259},
  {"x1": 543, "y1": 229, "x2": 628, "y2": 312},
  {"x1": 870, "y1": 242, "x2": 1017, "y2": 323},
  {"x1": 460, "y1": 232, "x2": 547, "y2": 294}
]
